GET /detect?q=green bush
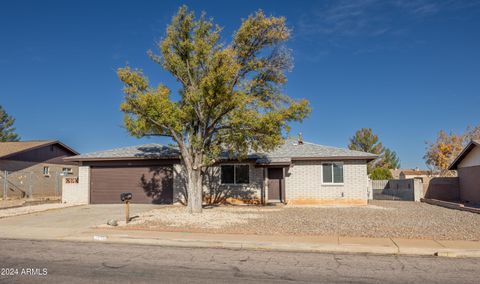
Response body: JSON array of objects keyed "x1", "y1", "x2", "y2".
[{"x1": 370, "y1": 167, "x2": 393, "y2": 180}]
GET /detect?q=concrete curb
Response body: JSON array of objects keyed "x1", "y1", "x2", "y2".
[
  {"x1": 421, "y1": 198, "x2": 480, "y2": 214},
  {"x1": 67, "y1": 235, "x2": 396, "y2": 255},
  {"x1": 62, "y1": 232, "x2": 480, "y2": 258}
]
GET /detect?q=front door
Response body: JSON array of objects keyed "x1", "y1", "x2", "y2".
[{"x1": 268, "y1": 168, "x2": 283, "y2": 202}]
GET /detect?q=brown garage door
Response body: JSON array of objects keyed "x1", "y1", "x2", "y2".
[{"x1": 90, "y1": 166, "x2": 173, "y2": 204}]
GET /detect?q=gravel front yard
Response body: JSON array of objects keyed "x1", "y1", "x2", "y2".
[{"x1": 122, "y1": 201, "x2": 480, "y2": 241}]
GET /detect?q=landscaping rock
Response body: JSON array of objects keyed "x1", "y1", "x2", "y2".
[
  {"x1": 120, "y1": 201, "x2": 480, "y2": 241},
  {"x1": 107, "y1": 219, "x2": 118, "y2": 226}
]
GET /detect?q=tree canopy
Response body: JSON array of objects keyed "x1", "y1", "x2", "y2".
[
  {"x1": 378, "y1": 148, "x2": 401, "y2": 170},
  {"x1": 118, "y1": 6, "x2": 310, "y2": 212},
  {"x1": 348, "y1": 128, "x2": 384, "y2": 155},
  {"x1": 0, "y1": 105, "x2": 20, "y2": 142},
  {"x1": 464, "y1": 125, "x2": 480, "y2": 142},
  {"x1": 370, "y1": 167, "x2": 393, "y2": 180},
  {"x1": 424, "y1": 127, "x2": 478, "y2": 176},
  {"x1": 348, "y1": 128, "x2": 400, "y2": 177}
]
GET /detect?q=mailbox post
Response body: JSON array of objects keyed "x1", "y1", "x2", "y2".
[{"x1": 120, "y1": 192, "x2": 132, "y2": 224}]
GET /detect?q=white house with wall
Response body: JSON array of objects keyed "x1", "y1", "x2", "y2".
[{"x1": 448, "y1": 140, "x2": 480, "y2": 205}]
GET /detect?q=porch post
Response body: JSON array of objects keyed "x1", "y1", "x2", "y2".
[
  {"x1": 281, "y1": 167, "x2": 286, "y2": 204},
  {"x1": 3, "y1": 171, "x2": 7, "y2": 200},
  {"x1": 263, "y1": 168, "x2": 268, "y2": 205}
]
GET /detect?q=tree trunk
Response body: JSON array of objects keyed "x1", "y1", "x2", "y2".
[{"x1": 186, "y1": 167, "x2": 203, "y2": 213}]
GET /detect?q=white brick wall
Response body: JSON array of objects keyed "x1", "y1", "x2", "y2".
[
  {"x1": 204, "y1": 163, "x2": 263, "y2": 201},
  {"x1": 285, "y1": 160, "x2": 369, "y2": 201},
  {"x1": 62, "y1": 166, "x2": 90, "y2": 204},
  {"x1": 173, "y1": 163, "x2": 187, "y2": 204},
  {"x1": 172, "y1": 162, "x2": 264, "y2": 204},
  {"x1": 76, "y1": 160, "x2": 368, "y2": 205}
]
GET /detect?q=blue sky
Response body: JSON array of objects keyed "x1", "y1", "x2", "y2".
[{"x1": 1, "y1": 0, "x2": 479, "y2": 168}]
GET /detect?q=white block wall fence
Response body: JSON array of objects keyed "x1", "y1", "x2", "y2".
[{"x1": 62, "y1": 166, "x2": 89, "y2": 204}]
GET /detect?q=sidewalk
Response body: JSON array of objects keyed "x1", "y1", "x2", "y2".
[
  {"x1": 63, "y1": 228, "x2": 480, "y2": 258},
  {"x1": 1, "y1": 204, "x2": 479, "y2": 258}
]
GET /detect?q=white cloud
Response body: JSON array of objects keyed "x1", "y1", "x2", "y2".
[
  {"x1": 297, "y1": 0, "x2": 478, "y2": 38},
  {"x1": 294, "y1": 0, "x2": 479, "y2": 60}
]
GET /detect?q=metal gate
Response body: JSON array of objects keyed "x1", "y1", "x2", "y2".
[{"x1": 370, "y1": 179, "x2": 423, "y2": 201}]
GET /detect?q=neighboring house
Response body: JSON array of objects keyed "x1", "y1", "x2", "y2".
[
  {"x1": 65, "y1": 138, "x2": 377, "y2": 205},
  {"x1": 0, "y1": 140, "x2": 79, "y2": 198},
  {"x1": 390, "y1": 169, "x2": 403, "y2": 179},
  {"x1": 390, "y1": 168, "x2": 438, "y2": 181},
  {"x1": 448, "y1": 140, "x2": 480, "y2": 205},
  {"x1": 399, "y1": 168, "x2": 436, "y2": 181}
]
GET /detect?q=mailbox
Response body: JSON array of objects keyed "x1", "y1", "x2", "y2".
[
  {"x1": 120, "y1": 192, "x2": 132, "y2": 202},
  {"x1": 120, "y1": 192, "x2": 132, "y2": 224}
]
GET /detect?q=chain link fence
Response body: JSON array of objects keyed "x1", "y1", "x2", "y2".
[{"x1": 0, "y1": 169, "x2": 65, "y2": 201}]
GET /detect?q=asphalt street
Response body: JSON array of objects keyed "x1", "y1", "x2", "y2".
[{"x1": 0, "y1": 239, "x2": 479, "y2": 283}]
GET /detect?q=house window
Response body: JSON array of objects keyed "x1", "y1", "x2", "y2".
[
  {"x1": 62, "y1": 168, "x2": 73, "y2": 174},
  {"x1": 43, "y1": 166, "x2": 50, "y2": 176},
  {"x1": 221, "y1": 165, "x2": 250, "y2": 184},
  {"x1": 322, "y1": 162, "x2": 343, "y2": 184},
  {"x1": 235, "y1": 165, "x2": 250, "y2": 184}
]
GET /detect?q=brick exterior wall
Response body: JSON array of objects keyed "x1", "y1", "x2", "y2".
[
  {"x1": 173, "y1": 163, "x2": 187, "y2": 204},
  {"x1": 0, "y1": 160, "x2": 78, "y2": 198},
  {"x1": 204, "y1": 163, "x2": 263, "y2": 204},
  {"x1": 284, "y1": 160, "x2": 369, "y2": 205},
  {"x1": 173, "y1": 162, "x2": 264, "y2": 204},
  {"x1": 77, "y1": 160, "x2": 369, "y2": 206},
  {"x1": 174, "y1": 160, "x2": 368, "y2": 205}
]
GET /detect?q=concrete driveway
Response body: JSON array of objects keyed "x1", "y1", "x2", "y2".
[{"x1": 0, "y1": 204, "x2": 161, "y2": 240}]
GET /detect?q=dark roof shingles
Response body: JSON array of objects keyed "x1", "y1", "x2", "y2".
[
  {"x1": 69, "y1": 138, "x2": 377, "y2": 163},
  {"x1": 69, "y1": 144, "x2": 180, "y2": 160}
]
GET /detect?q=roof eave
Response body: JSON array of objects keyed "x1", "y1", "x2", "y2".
[
  {"x1": 55, "y1": 141, "x2": 80, "y2": 155},
  {"x1": 64, "y1": 156, "x2": 181, "y2": 162},
  {"x1": 255, "y1": 162, "x2": 292, "y2": 167},
  {"x1": 448, "y1": 140, "x2": 479, "y2": 170},
  {"x1": 291, "y1": 156, "x2": 377, "y2": 161}
]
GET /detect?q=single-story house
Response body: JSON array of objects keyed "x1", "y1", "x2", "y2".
[
  {"x1": 64, "y1": 138, "x2": 377, "y2": 205},
  {"x1": 0, "y1": 140, "x2": 79, "y2": 198},
  {"x1": 399, "y1": 169, "x2": 436, "y2": 181},
  {"x1": 448, "y1": 140, "x2": 480, "y2": 204},
  {"x1": 390, "y1": 169, "x2": 402, "y2": 179}
]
